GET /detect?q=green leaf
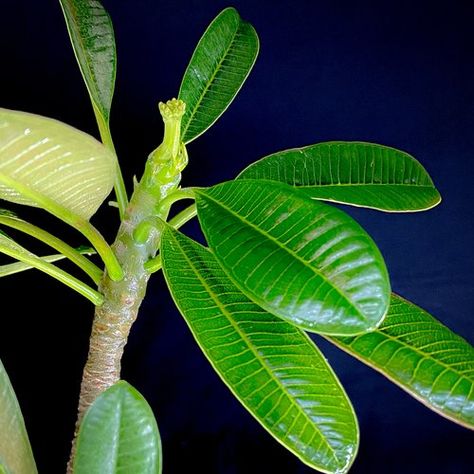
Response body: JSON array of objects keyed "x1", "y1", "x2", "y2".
[
  {"x1": 238, "y1": 142, "x2": 441, "y2": 212},
  {"x1": 73, "y1": 381, "x2": 162, "y2": 474},
  {"x1": 59, "y1": 0, "x2": 128, "y2": 217},
  {"x1": 195, "y1": 180, "x2": 390, "y2": 335},
  {"x1": 59, "y1": 0, "x2": 116, "y2": 128},
  {"x1": 0, "y1": 358, "x2": 37, "y2": 474},
  {"x1": 0, "y1": 108, "x2": 115, "y2": 220},
  {"x1": 178, "y1": 7, "x2": 259, "y2": 144},
  {"x1": 0, "y1": 462, "x2": 10, "y2": 474},
  {"x1": 0, "y1": 232, "x2": 103, "y2": 305},
  {"x1": 329, "y1": 294, "x2": 474, "y2": 429},
  {"x1": 162, "y1": 227, "x2": 359, "y2": 473}
]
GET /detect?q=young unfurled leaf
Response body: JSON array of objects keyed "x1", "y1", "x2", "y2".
[
  {"x1": 0, "y1": 108, "x2": 115, "y2": 220},
  {"x1": 73, "y1": 381, "x2": 162, "y2": 474},
  {"x1": 162, "y1": 227, "x2": 359, "y2": 473},
  {"x1": 0, "y1": 358, "x2": 37, "y2": 474},
  {"x1": 179, "y1": 7, "x2": 259, "y2": 144},
  {"x1": 195, "y1": 180, "x2": 390, "y2": 336},
  {"x1": 238, "y1": 142, "x2": 441, "y2": 212},
  {"x1": 330, "y1": 294, "x2": 474, "y2": 429}
]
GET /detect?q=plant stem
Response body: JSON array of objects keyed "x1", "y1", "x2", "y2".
[
  {"x1": 96, "y1": 110, "x2": 129, "y2": 219},
  {"x1": 67, "y1": 99, "x2": 187, "y2": 472},
  {"x1": 168, "y1": 203, "x2": 197, "y2": 229},
  {"x1": 0, "y1": 234, "x2": 103, "y2": 305},
  {"x1": 0, "y1": 215, "x2": 102, "y2": 284}
]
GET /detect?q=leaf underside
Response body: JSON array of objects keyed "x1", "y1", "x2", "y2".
[
  {"x1": 0, "y1": 358, "x2": 37, "y2": 474},
  {"x1": 179, "y1": 7, "x2": 259, "y2": 144},
  {"x1": 330, "y1": 294, "x2": 474, "y2": 429},
  {"x1": 59, "y1": 0, "x2": 116, "y2": 125},
  {"x1": 74, "y1": 381, "x2": 162, "y2": 474},
  {"x1": 162, "y1": 227, "x2": 359, "y2": 473},
  {"x1": 0, "y1": 108, "x2": 115, "y2": 219},
  {"x1": 238, "y1": 142, "x2": 441, "y2": 212},
  {"x1": 195, "y1": 179, "x2": 390, "y2": 335}
]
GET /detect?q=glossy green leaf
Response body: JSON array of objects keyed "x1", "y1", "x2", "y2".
[
  {"x1": 59, "y1": 0, "x2": 116, "y2": 128},
  {"x1": 0, "y1": 358, "x2": 37, "y2": 474},
  {"x1": 162, "y1": 227, "x2": 359, "y2": 473},
  {"x1": 238, "y1": 142, "x2": 441, "y2": 212},
  {"x1": 73, "y1": 380, "x2": 162, "y2": 474},
  {"x1": 179, "y1": 7, "x2": 259, "y2": 144},
  {"x1": 195, "y1": 180, "x2": 390, "y2": 335},
  {"x1": 330, "y1": 294, "x2": 474, "y2": 429},
  {"x1": 0, "y1": 232, "x2": 103, "y2": 305},
  {"x1": 59, "y1": 0, "x2": 128, "y2": 216},
  {"x1": 0, "y1": 108, "x2": 115, "y2": 220}
]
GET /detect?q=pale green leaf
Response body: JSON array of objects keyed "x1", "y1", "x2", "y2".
[
  {"x1": 162, "y1": 227, "x2": 359, "y2": 473},
  {"x1": 73, "y1": 381, "x2": 162, "y2": 474},
  {"x1": 59, "y1": 0, "x2": 116, "y2": 127},
  {"x1": 195, "y1": 180, "x2": 390, "y2": 335},
  {"x1": 0, "y1": 108, "x2": 115, "y2": 220},
  {"x1": 330, "y1": 294, "x2": 474, "y2": 429},
  {"x1": 179, "y1": 7, "x2": 259, "y2": 144},
  {"x1": 0, "y1": 358, "x2": 37, "y2": 474},
  {"x1": 238, "y1": 142, "x2": 441, "y2": 212}
]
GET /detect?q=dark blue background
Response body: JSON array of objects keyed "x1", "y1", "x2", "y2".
[{"x1": 1, "y1": 1, "x2": 473, "y2": 472}]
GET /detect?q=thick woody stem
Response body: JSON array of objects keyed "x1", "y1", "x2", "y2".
[{"x1": 67, "y1": 99, "x2": 186, "y2": 472}]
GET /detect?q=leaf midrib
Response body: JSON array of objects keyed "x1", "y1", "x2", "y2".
[
  {"x1": 334, "y1": 313, "x2": 474, "y2": 402},
  {"x1": 293, "y1": 183, "x2": 436, "y2": 188},
  {"x1": 168, "y1": 231, "x2": 341, "y2": 466},
  {"x1": 197, "y1": 188, "x2": 369, "y2": 324}
]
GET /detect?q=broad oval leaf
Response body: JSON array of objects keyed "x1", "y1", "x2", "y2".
[
  {"x1": 330, "y1": 294, "x2": 474, "y2": 429},
  {"x1": 73, "y1": 380, "x2": 162, "y2": 474},
  {"x1": 59, "y1": 0, "x2": 116, "y2": 127},
  {"x1": 162, "y1": 227, "x2": 359, "y2": 473},
  {"x1": 195, "y1": 180, "x2": 390, "y2": 335},
  {"x1": 0, "y1": 358, "x2": 37, "y2": 474},
  {"x1": 238, "y1": 142, "x2": 441, "y2": 212},
  {"x1": 178, "y1": 7, "x2": 259, "y2": 144},
  {"x1": 0, "y1": 108, "x2": 115, "y2": 220}
]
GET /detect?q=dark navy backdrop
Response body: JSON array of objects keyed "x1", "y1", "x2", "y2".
[{"x1": 1, "y1": 1, "x2": 473, "y2": 473}]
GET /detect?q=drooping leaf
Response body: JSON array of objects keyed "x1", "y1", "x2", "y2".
[
  {"x1": 195, "y1": 180, "x2": 390, "y2": 335},
  {"x1": 0, "y1": 108, "x2": 115, "y2": 220},
  {"x1": 59, "y1": 0, "x2": 116, "y2": 130},
  {"x1": 238, "y1": 142, "x2": 441, "y2": 212},
  {"x1": 330, "y1": 294, "x2": 474, "y2": 429},
  {"x1": 73, "y1": 381, "x2": 162, "y2": 474},
  {"x1": 0, "y1": 358, "x2": 37, "y2": 474},
  {"x1": 0, "y1": 233, "x2": 103, "y2": 305},
  {"x1": 162, "y1": 227, "x2": 359, "y2": 473},
  {"x1": 179, "y1": 7, "x2": 259, "y2": 144}
]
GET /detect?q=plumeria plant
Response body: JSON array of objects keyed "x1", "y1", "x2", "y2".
[{"x1": 0, "y1": 1, "x2": 472, "y2": 473}]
